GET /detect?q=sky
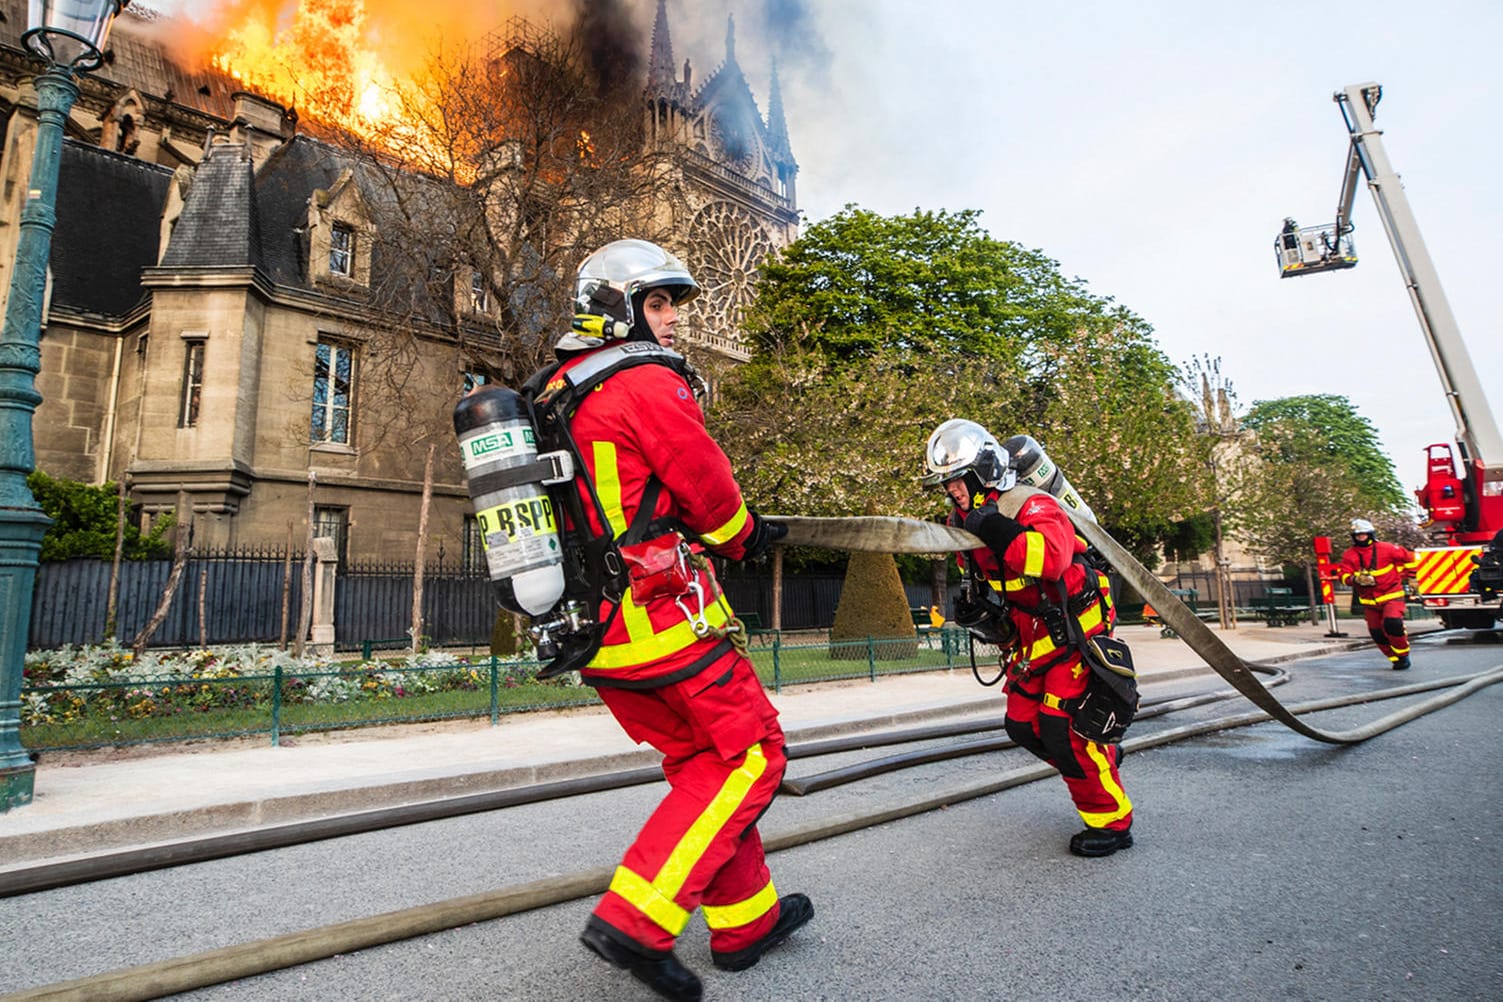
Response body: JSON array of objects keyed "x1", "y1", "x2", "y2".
[{"x1": 148, "y1": 0, "x2": 1502, "y2": 500}]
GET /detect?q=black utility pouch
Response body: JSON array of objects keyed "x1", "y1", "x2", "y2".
[{"x1": 1071, "y1": 634, "x2": 1139, "y2": 744}]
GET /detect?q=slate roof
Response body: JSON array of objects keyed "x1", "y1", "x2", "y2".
[
  {"x1": 159, "y1": 142, "x2": 258, "y2": 269},
  {"x1": 50, "y1": 141, "x2": 172, "y2": 316}
]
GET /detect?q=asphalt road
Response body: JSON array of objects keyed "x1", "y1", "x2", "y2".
[{"x1": 3, "y1": 632, "x2": 1501, "y2": 1001}]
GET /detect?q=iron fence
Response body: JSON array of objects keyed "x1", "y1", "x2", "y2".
[
  {"x1": 19, "y1": 627, "x2": 976, "y2": 752},
  {"x1": 29, "y1": 551, "x2": 859, "y2": 652}
]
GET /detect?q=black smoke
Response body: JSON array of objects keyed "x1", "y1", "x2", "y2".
[{"x1": 570, "y1": 0, "x2": 644, "y2": 97}]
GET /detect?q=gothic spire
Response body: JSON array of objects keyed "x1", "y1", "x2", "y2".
[
  {"x1": 648, "y1": 0, "x2": 676, "y2": 90},
  {"x1": 766, "y1": 60, "x2": 795, "y2": 163},
  {"x1": 724, "y1": 13, "x2": 736, "y2": 64}
]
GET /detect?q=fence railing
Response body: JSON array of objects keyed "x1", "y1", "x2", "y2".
[
  {"x1": 19, "y1": 627, "x2": 976, "y2": 752},
  {"x1": 28, "y1": 550, "x2": 854, "y2": 652}
]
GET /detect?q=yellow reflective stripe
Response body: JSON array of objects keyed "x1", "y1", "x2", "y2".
[
  {"x1": 609, "y1": 865, "x2": 691, "y2": 936},
  {"x1": 589, "y1": 599, "x2": 733, "y2": 670},
  {"x1": 619, "y1": 585, "x2": 654, "y2": 645},
  {"x1": 1026, "y1": 633, "x2": 1057, "y2": 660},
  {"x1": 592, "y1": 441, "x2": 624, "y2": 539},
  {"x1": 1077, "y1": 601, "x2": 1103, "y2": 633},
  {"x1": 989, "y1": 579, "x2": 1006, "y2": 593},
  {"x1": 1022, "y1": 533, "x2": 1045, "y2": 578},
  {"x1": 1003, "y1": 576, "x2": 1031, "y2": 593},
  {"x1": 700, "y1": 502, "x2": 750, "y2": 546},
  {"x1": 702, "y1": 880, "x2": 778, "y2": 930},
  {"x1": 653, "y1": 743, "x2": 769, "y2": 910},
  {"x1": 1077, "y1": 741, "x2": 1133, "y2": 827},
  {"x1": 1361, "y1": 589, "x2": 1405, "y2": 605}
]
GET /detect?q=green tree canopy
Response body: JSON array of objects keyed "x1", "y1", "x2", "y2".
[
  {"x1": 745, "y1": 206, "x2": 1112, "y2": 367},
  {"x1": 1224, "y1": 419, "x2": 1369, "y2": 569},
  {"x1": 1242, "y1": 394, "x2": 1408, "y2": 514},
  {"x1": 711, "y1": 206, "x2": 1204, "y2": 566}
]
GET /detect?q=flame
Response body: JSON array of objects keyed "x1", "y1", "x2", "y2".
[{"x1": 175, "y1": 1, "x2": 531, "y2": 176}]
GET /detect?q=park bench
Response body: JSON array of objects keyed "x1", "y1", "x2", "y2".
[
  {"x1": 737, "y1": 612, "x2": 777, "y2": 644},
  {"x1": 1251, "y1": 587, "x2": 1305, "y2": 627},
  {"x1": 910, "y1": 607, "x2": 943, "y2": 647}
]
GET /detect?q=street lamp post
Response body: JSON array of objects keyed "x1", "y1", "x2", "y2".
[{"x1": 0, "y1": 0, "x2": 129, "y2": 811}]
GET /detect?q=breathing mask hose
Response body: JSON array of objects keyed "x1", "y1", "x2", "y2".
[{"x1": 453, "y1": 387, "x2": 567, "y2": 617}]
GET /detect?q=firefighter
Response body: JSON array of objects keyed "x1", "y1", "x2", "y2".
[
  {"x1": 546, "y1": 239, "x2": 811, "y2": 1001},
  {"x1": 1335, "y1": 518, "x2": 1418, "y2": 669},
  {"x1": 923, "y1": 420, "x2": 1134, "y2": 857}
]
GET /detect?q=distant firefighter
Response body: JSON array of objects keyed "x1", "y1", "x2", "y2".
[{"x1": 1334, "y1": 518, "x2": 1418, "y2": 669}]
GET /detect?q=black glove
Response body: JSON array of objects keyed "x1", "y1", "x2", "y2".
[
  {"x1": 952, "y1": 593, "x2": 986, "y2": 629},
  {"x1": 963, "y1": 509, "x2": 1027, "y2": 554},
  {"x1": 740, "y1": 511, "x2": 788, "y2": 561}
]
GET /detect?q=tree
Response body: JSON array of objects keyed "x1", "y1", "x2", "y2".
[
  {"x1": 330, "y1": 23, "x2": 668, "y2": 391},
  {"x1": 713, "y1": 208, "x2": 1202, "y2": 564},
  {"x1": 26, "y1": 471, "x2": 171, "y2": 562},
  {"x1": 746, "y1": 206, "x2": 1106, "y2": 368},
  {"x1": 1242, "y1": 394, "x2": 1408, "y2": 514},
  {"x1": 1226, "y1": 416, "x2": 1369, "y2": 619}
]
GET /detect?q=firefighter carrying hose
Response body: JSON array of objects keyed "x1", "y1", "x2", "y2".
[
  {"x1": 923, "y1": 420, "x2": 1135, "y2": 857},
  {"x1": 535, "y1": 239, "x2": 811, "y2": 1001},
  {"x1": 1334, "y1": 518, "x2": 1418, "y2": 670}
]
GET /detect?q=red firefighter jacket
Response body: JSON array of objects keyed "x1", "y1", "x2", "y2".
[
  {"x1": 1336, "y1": 540, "x2": 1417, "y2": 607},
  {"x1": 949, "y1": 489, "x2": 1113, "y2": 672},
  {"x1": 551, "y1": 348, "x2": 758, "y2": 686}
]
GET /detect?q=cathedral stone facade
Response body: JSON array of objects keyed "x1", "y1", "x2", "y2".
[{"x1": 0, "y1": 0, "x2": 798, "y2": 564}]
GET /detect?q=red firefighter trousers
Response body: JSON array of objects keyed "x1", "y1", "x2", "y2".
[
  {"x1": 1362, "y1": 598, "x2": 1411, "y2": 662},
  {"x1": 1004, "y1": 654, "x2": 1133, "y2": 832},
  {"x1": 594, "y1": 652, "x2": 787, "y2": 953}
]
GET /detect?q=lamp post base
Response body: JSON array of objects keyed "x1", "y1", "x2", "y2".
[{"x1": 1, "y1": 763, "x2": 33, "y2": 811}]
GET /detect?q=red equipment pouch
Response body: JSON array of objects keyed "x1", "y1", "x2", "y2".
[{"x1": 620, "y1": 532, "x2": 694, "y2": 602}]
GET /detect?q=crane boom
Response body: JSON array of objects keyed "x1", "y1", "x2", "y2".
[{"x1": 1334, "y1": 82, "x2": 1503, "y2": 479}]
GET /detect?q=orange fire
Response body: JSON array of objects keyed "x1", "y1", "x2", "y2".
[{"x1": 171, "y1": 0, "x2": 534, "y2": 173}]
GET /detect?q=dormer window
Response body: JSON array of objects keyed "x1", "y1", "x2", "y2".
[
  {"x1": 309, "y1": 171, "x2": 373, "y2": 288},
  {"x1": 329, "y1": 224, "x2": 355, "y2": 277}
]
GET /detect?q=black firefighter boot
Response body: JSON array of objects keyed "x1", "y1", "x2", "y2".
[
  {"x1": 580, "y1": 916, "x2": 702, "y2": 1002},
  {"x1": 1069, "y1": 825, "x2": 1134, "y2": 857},
  {"x1": 711, "y1": 893, "x2": 815, "y2": 971}
]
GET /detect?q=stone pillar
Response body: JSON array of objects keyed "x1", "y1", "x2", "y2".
[{"x1": 309, "y1": 536, "x2": 337, "y2": 659}]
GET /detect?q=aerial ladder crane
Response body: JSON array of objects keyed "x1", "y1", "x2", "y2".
[{"x1": 1278, "y1": 82, "x2": 1503, "y2": 629}]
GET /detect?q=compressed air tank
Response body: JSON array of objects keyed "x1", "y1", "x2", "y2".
[
  {"x1": 1003, "y1": 434, "x2": 1097, "y2": 523},
  {"x1": 453, "y1": 387, "x2": 565, "y2": 616}
]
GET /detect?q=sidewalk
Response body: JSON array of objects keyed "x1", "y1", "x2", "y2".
[{"x1": 0, "y1": 621, "x2": 1398, "y2": 867}]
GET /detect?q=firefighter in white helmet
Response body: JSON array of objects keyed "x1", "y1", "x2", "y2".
[
  {"x1": 1334, "y1": 517, "x2": 1418, "y2": 669},
  {"x1": 532, "y1": 239, "x2": 808, "y2": 1001},
  {"x1": 923, "y1": 419, "x2": 1134, "y2": 857}
]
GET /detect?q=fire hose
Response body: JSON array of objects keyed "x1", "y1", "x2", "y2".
[
  {"x1": 11, "y1": 496, "x2": 1503, "y2": 1001},
  {"x1": 782, "y1": 487, "x2": 1503, "y2": 744}
]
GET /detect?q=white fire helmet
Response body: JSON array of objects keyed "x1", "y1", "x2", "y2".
[
  {"x1": 574, "y1": 239, "x2": 700, "y2": 335},
  {"x1": 1350, "y1": 518, "x2": 1376, "y2": 537},
  {"x1": 921, "y1": 419, "x2": 1016, "y2": 491}
]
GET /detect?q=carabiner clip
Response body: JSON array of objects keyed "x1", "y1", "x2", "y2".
[{"x1": 675, "y1": 579, "x2": 711, "y2": 636}]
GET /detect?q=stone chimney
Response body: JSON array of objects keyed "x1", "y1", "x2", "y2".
[{"x1": 229, "y1": 91, "x2": 295, "y2": 168}]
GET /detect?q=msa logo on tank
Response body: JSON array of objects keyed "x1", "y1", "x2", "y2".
[
  {"x1": 464, "y1": 426, "x2": 534, "y2": 461},
  {"x1": 458, "y1": 424, "x2": 559, "y2": 575}
]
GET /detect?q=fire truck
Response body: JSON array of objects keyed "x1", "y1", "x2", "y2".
[{"x1": 1278, "y1": 82, "x2": 1503, "y2": 630}]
